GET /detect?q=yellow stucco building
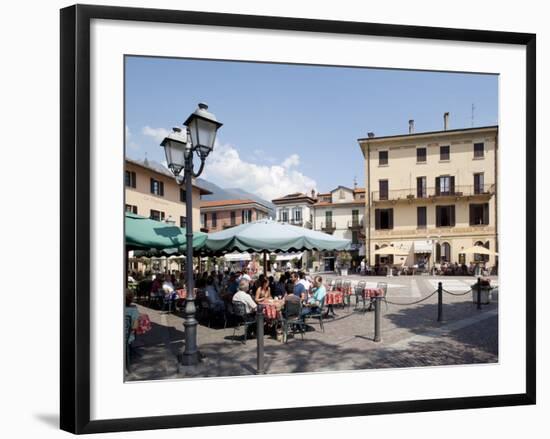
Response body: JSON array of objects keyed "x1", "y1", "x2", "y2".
[
  {"x1": 358, "y1": 123, "x2": 498, "y2": 271},
  {"x1": 124, "y1": 157, "x2": 211, "y2": 231}
]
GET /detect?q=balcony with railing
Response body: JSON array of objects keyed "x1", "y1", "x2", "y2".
[
  {"x1": 372, "y1": 184, "x2": 495, "y2": 204},
  {"x1": 347, "y1": 219, "x2": 364, "y2": 230},
  {"x1": 277, "y1": 218, "x2": 312, "y2": 229},
  {"x1": 320, "y1": 221, "x2": 336, "y2": 233}
]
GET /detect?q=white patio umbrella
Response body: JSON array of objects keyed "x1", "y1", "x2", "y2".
[{"x1": 459, "y1": 245, "x2": 498, "y2": 256}]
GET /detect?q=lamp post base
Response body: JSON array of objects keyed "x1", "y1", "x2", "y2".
[{"x1": 178, "y1": 351, "x2": 203, "y2": 366}]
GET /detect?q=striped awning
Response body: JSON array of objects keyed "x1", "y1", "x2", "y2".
[{"x1": 414, "y1": 241, "x2": 432, "y2": 253}]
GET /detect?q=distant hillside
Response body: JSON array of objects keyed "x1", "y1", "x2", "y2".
[{"x1": 196, "y1": 178, "x2": 276, "y2": 217}]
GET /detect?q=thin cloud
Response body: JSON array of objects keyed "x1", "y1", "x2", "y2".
[
  {"x1": 142, "y1": 125, "x2": 170, "y2": 143},
  {"x1": 201, "y1": 142, "x2": 317, "y2": 201}
]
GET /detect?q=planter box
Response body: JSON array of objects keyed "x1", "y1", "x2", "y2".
[{"x1": 472, "y1": 286, "x2": 492, "y2": 304}]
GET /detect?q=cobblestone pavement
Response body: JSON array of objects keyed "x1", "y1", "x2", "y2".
[{"x1": 125, "y1": 275, "x2": 498, "y2": 381}]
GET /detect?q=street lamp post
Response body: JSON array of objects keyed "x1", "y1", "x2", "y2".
[{"x1": 161, "y1": 102, "x2": 222, "y2": 366}]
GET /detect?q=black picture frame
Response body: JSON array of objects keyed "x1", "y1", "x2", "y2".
[{"x1": 60, "y1": 4, "x2": 536, "y2": 434}]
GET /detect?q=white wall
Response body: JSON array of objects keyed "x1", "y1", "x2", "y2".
[{"x1": 1, "y1": 1, "x2": 546, "y2": 439}]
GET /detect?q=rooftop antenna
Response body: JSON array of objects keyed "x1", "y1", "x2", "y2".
[
  {"x1": 471, "y1": 103, "x2": 476, "y2": 127},
  {"x1": 353, "y1": 175, "x2": 358, "y2": 189}
]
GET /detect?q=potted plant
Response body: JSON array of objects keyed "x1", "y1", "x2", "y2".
[
  {"x1": 471, "y1": 277, "x2": 492, "y2": 304},
  {"x1": 337, "y1": 251, "x2": 352, "y2": 276}
]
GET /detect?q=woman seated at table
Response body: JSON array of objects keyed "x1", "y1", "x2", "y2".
[
  {"x1": 125, "y1": 289, "x2": 139, "y2": 344},
  {"x1": 255, "y1": 277, "x2": 272, "y2": 303},
  {"x1": 300, "y1": 276, "x2": 326, "y2": 319}
]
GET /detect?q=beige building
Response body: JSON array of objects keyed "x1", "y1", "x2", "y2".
[
  {"x1": 124, "y1": 157, "x2": 211, "y2": 231},
  {"x1": 358, "y1": 122, "x2": 498, "y2": 270},
  {"x1": 313, "y1": 185, "x2": 366, "y2": 271},
  {"x1": 200, "y1": 199, "x2": 271, "y2": 233}
]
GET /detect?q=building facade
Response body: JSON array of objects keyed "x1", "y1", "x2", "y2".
[
  {"x1": 313, "y1": 186, "x2": 366, "y2": 270},
  {"x1": 358, "y1": 124, "x2": 498, "y2": 269},
  {"x1": 124, "y1": 157, "x2": 211, "y2": 231},
  {"x1": 199, "y1": 199, "x2": 271, "y2": 233},
  {"x1": 272, "y1": 192, "x2": 316, "y2": 228}
]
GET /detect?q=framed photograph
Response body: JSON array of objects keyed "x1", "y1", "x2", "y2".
[{"x1": 60, "y1": 4, "x2": 536, "y2": 434}]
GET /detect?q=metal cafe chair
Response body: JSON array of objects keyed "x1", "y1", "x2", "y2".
[
  {"x1": 231, "y1": 301, "x2": 257, "y2": 344},
  {"x1": 282, "y1": 300, "x2": 306, "y2": 343}
]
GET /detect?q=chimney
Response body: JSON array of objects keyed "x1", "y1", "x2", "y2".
[
  {"x1": 408, "y1": 119, "x2": 415, "y2": 134},
  {"x1": 443, "y1": 112, "x2": 450, "y2": 130},
  {"x1": 367, "y1": 132, "x2": 375, "y2": 138},
  {"x1": 311, "y1": 189, "x2": 316, "y2": 199}
]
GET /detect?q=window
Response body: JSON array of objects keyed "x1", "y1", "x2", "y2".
[
  {"x1": 416, "y1": 147, "x2": 427, "y2": 163},
  {"x1": 293, "y1": 207, "x2": 303, "y2": 222},
  {"x1": 201, "y1": 213, "x2": 207, "y2": 227},
  {"x1": 211, "y1": 212, "x2": 217, "y2": 228},
  {"x1": 435, "y1": 175, "x2": 455, "y2": 196},
  {"x1": 125, "y1": 170, "x2": 136, "y2": 188},
  {"x1": 280, "y1": 209, "x2": 289, "y2": 222},
  {"x1": 150, "y1": 209, "x2": 165, "y2": 221},
  {"x1": 150, "y1": 178, "x2": 164, "y2": 196},
  {"x1": 435, "y1": 205, "x2": 455, "y2": 227},
  {"x1": 378, "y1": 150, "x2": 388, "y2": 166},
  {"x1": 416, "y1": 176, "x2": 427, "y2": 198},
  {"x1": 440, "y1": 145, "x2": 450, "y2": 161},
  {"x1": 339, "y1": 189, "x2": 345, "y2": 200},
  {"x1": 325, "y1": 211, "x2": 333, "y2": 227},
  {"x1": 242, "y1": 209, "x2": 252, "y2": 223},
  {"x1": 474, "y1": 142, "x2": 484, "y2": 158},
  {"x1": 417, "y1": 206, "x2": 427, "y2": 229},
  {"x1": 436, "y1": 242, "x2": 451, "y2": 262},
  {"x1": 230, "y1": 211, "x2": 236, "y2": 225},
  {"x1": 469, "y1": 203, "x2": 489, "y2": 225},
  {"x1": 180, "y1": 216, "x2": 186, "y2": 227},
  {"x1": 180, "y1": 189, "x2": 186, "y2": 202},
  {"x1": 474, "y1": 173, "x2": 485, "y2": 194},
  {"x1": 351, "y1": 209, "x2": 359, "y2": 225},
  {"x1": 375, "y1": 208, "x2": 393, "y2": 230},
  {"x1": 125, "y1": 204, "x2": 137, "y2": 214},
  {"x1": 379, "y1": 180, "x2": 389, "y2": 200}
]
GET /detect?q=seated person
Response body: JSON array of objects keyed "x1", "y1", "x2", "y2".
[
  {"x1": 232, "y1": 279, "x2": 257, "y2": 315},
  {"x1": 291, "y1": 272, "x2": 306, "y2": 300},
  {"x1": 125, "y1": 290, "x2": 139, "y2": 344},
  {"x1": 255, "y1": 277, "x2": 272, "y2": 303},
  {"x1": 301, "y1": 276, "x2": 326, "y2": 319},
  {"x1": 205, "y1": 276, "x2": 225, "y2": 313}
]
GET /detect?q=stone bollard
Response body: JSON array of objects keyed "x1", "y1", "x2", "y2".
[
  {"x1": 256, "y1": 304, "x2": 265, "y2": 374},
  {"x1": 374, "y1": 296, "x2": 381, "y2": 342},
  {"x1": 437, "y1": 281, "x2": 443, "y2": 322}
]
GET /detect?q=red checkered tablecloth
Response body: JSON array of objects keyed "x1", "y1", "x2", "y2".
[
  {"x1": 363, "y1": 288, "x2": 385, "y2": 298},
  {"x1": 262, "y1": 303, "x2": 281, "y2": 321},
  {"x1": 135, "y1": 314, "x2": 152, "y2": 335},
  {"x1": 325, "y1": 291, "x2": 344, "y2": 305}
]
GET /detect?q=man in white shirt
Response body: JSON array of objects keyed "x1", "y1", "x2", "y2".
[
  {"x1": 232, "y1": 279, "x2": 257, "y2": 314},
  {"x1": 298, "y1": 272, "x2": 311, "y2": 291}
]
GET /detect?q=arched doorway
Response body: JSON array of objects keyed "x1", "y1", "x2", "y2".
[
  {"x1": 437, "y1": 242, "x2": 451, "y2": 263},
  {"x1": 474, "y1": 240, "x2": 489, "y2": 262}
]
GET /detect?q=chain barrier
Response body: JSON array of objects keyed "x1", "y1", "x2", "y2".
[
  {"x1": 383, "y1": 289, "x2": 439, "y2": 306},
  {"x1": 442, "y1": 288, "x2": 473, "y2": 297}
]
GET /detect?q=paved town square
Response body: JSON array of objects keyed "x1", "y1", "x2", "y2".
[{"x1": 126, "y1": 275, "x2": 498, "y2": 381}]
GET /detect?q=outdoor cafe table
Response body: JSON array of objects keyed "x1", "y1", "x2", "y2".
[
  {"x1": 324, "y1": 291, "x2": 344, "y2": 317},
  {"x1": 262, "y1": 300, "x2": 283, "y2": 322},
  {"x1": 362, "y1": 287, "x2": 385, "y2": 311}
]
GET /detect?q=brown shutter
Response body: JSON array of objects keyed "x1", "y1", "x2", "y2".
[
  {"x1": 483, "y1": 203, "x2": 489, "y2": 225},
  {"x1": 435, "y1": 177, "x2": 441, "y2": 196},
  {"x1": 150, "y1": 178, "x2": 154, "y2": 193},
  {"x1": 388, "y1": 209, "x2": 394, "y2": 229},
  {"x1": 436, "y1": 206, "x2": 441, "y2": 227},
  {"x1": 450, "y1": 205, "x2": 456, "y2": 226},
  {"x1": 160, "y1": 181, "x2": 164, "y2": 196},
  {"x1": 375, "y1": 209, "x2": 381, "y2": 230},
  {"x1": 450, "y1": 176, "x2": 455, "y2": 194}
]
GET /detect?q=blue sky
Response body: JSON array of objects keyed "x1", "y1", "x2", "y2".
[{"x1": 125, "y1": 56, "x2": 498, "y2": 200}]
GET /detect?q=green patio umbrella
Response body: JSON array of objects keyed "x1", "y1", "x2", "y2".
[
  {"x1": 125, "y1": 212, "x2": 207, "y2": 251},
  {"x1": 200, "y1": 219, "x2": 350, "y2": 255}
]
